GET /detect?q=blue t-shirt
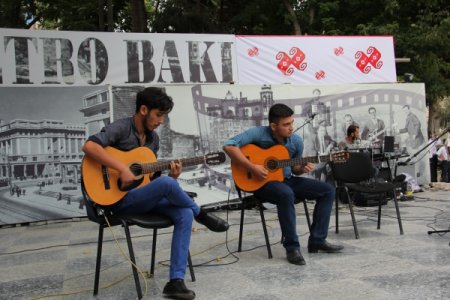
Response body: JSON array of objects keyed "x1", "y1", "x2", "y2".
[{"x1": 224, "y1": 126, "x2": 304, "y2": 178}]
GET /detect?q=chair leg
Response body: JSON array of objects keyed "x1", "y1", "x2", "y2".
[
  {"x1": 346, "y1": 189, "x2": 359, "y2": 239},
  {"x1": 150, "y1": 228, "x2": 157, "y2": 276},
  {"x1": 237, "y1": 192, "x2": 245, "y2": 253},
  {"x1": 302, "y1": 200, "x2": 312, "y2": 232},
  {"x1": 335, "y1": 188, "x2": 340, "y2": 234},
  {"x1": 377, "y1": 194, "x2": 383, "y2": 230},
  {"x1": 257, "y1": 201, "x2": 273, "y2": 259},
  {"x1": 392, "y1": 190, "x2": 404, "y2": 235},
  {"x1": 122, "y1": 221, "x2": 143, "y2": 299},
  {"x1": 93, "y1": 225, "x2": 104, "y2": 296},
  {"x1": 187, "y1": 251, "x2": 196, "y2": 282}
]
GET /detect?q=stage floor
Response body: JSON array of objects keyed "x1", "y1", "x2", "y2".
[{"x1": 0, "y1": 188, "x2": 449, "y2": 300}]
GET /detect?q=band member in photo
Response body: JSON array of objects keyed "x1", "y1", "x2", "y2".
[
  {"x1": 397, "y1": 105, "x2": 425, "y2": 149},
  {"x1": 361, "y1": 106, "x2": 386, "y2": 143},
  {"x1": 340, "y1": 114, "x2": 359, "y2": 140},
  {"x1": 223, "y1": 103, "x2": 343, "y2": 267}
]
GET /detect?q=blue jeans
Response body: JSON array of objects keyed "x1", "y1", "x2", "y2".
[
  {"x1": 254, "y1": 176, "x2": 335, "y2": 252},
  {"x1": 110, "y1": 176, "x2": 200, "y2": 280}
]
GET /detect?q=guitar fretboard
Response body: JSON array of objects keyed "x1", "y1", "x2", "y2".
[
  {"x1": 140, "y1": 156, "x2": 206, "y2": 173},
  {"x1": 276, "y1": 154, "x2": 332, "y2": 168}
]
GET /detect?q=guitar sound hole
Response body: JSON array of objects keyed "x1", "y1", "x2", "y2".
[
  {"x1": 130, "y1": 163, "x2": 143, "y2": 176},
  {"x1": 266, "y1": 159, "x2": 278, "y2": 170}
]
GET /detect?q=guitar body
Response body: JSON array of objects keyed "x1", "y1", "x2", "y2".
[
  {"x1": 82, "y1": 147, "x2": 156, "y2": 206},
  {"x1": 232, "y1": 144, "x2": 289, "y2": 192}
]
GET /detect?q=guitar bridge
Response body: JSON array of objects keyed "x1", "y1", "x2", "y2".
[{"x1": 101, "y1": 165, "x2": 110, "y2": 190}]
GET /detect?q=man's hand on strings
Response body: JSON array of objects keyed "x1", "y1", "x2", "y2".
[{"x1": 169, "y1": 160, "x2": 182, "y2": 179}]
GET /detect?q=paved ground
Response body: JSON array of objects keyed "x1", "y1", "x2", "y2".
[{"x1": 0, "y1": 188, "x2": 449, "y2": 300}]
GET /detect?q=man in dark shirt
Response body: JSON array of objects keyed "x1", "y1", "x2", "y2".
[{"x1": 82, "y1": 87, "x2": 228, "y2": 300}]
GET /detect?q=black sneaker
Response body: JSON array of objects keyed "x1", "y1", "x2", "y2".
[
  {"x1": 163, "y1": 279, "x2": 195, "y2": 300},
  {"x1": 195, "y1": 210, "x2": 229, "y2": 232}
]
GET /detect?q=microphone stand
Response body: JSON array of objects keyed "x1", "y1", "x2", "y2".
[
  {"x1": 398, "y1": 126, "x2": 450, "y2": 167},
  {"x1": 293, "y1": 114, "x2": 316, "y2": 134}
]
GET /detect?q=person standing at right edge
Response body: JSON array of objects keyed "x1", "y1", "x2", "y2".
[{"x1": 223, "y1": 103, "x2": 343, "y2": 266}]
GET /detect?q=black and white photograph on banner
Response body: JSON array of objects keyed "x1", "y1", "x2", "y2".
[
  {"x1": 0, "y1": 83, "x2": 427, "y2": 225},
  {"x1": 0, "y1": 86, "x2": 104, "y2": 225}
]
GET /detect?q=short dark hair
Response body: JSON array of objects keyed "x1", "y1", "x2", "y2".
[
  {"x1": 402, "y1": 104, "x2": 410, "y2": 110},
  {"x1": 268, "y1": 104, "x2": 293, "y2": 124},
  {"x1": 368, "y1": 106, "x2": 376, "y2": 113},
  {"x1": 135, "y1": 87, "x2": 174, "y2": 113},
  {"x1": 347, "y1": 124, "x2": 359, "y2": 137}
]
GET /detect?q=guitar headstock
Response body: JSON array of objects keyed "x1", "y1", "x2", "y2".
[
  {"x1": 330, "y1": 150, "x2": 349, "y2": 163},
  {"x1": 205, "y1": 151, "x2": 226, "y2": 165}
]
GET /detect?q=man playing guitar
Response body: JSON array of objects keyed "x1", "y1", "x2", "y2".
[
  {"x1": 82, "y1": 87, "x2": 228, "y2": 300},
  {"x1": 223, "y1": 104, "x2": 343, "y2": 266}
]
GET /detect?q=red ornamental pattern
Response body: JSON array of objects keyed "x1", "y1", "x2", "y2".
[
  {"x1": 276, "y1": 47, "x2": 307, "y2": 76},
  {"x1": 334, "y1": 46, "x2": 344, "y2": 56},
  {"x1": 355, "y1": 46, "x2": 383, "y2": 74},
  {"x1": 315, "y1": 70, "x2": 326, "y2": 80},
  {"x1": 248, "y1": 47, "x2": 259, "y2": 57}
]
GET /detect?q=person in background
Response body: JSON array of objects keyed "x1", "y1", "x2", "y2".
[
  {"x1": 428, "y1": 131, "x2": 442, "y2": 182},
  {"x1": 338, "y1": 125, "x2": 361, "y2": 150},
  {"x1": 223, "y1": 103, "x2": 343, "y2": 267},
  {"x1": 436, "y1": 141, "x2": 450, "y2": 183}
]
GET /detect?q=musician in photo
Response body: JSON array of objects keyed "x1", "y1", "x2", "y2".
[
  {"x1": 397, "y1": 105, "x2": 425, "y2": 149},
  {"x1": 361, "y1": 106, "x2": 386, "y2": 143},
  {"x1": 340, "y1": 114, "x2": 359, "y2": 140},
  {"x1": 223, "y1": 103, "x2": 343, "y2": 266},
  {"x1": 82, "y1": 87, "x2": 228, "y2": 300}
]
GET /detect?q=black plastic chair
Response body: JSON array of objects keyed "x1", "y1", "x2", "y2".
[
  {"x1": 81, "y1": 181, "x2": 195, "y2": 298},
  {"x1": 235, "y1": 185, "x2": 311, "y2": 259},
  {"x1": 331, "y1": 151, "x2": 404, "y2": 239}
]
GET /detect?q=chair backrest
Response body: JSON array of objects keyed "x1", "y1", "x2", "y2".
[{"x1": 331, "y1": 151, "x2": 374, "y2": 183}]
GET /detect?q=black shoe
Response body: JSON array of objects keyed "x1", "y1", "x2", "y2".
[
  {"x1": 163, "y1": 279, "x2": 195, "y2": 300},
  {"x1": 195, "y1": 210, "x2": 229, "y2": 232},
  {"x1": 308, "y1": 241, "x2": 344, "y2": 253},
  {"x1": 286, "y1": 249, "x2": 306, "y2": 265}
]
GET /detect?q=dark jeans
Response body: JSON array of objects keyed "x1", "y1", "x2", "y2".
[
  {"x1": 254, "y1": 176, "x2": 335, "y2": 252},
  {"x1": 111, "y1": 176, "x2": 200, "y2": 280},
  {"x1": 430, "y1": 155, "x2": 438, "y2": 182},
  {"x1": 440, "y1": 161, "x2": 450, "y2": 183}
]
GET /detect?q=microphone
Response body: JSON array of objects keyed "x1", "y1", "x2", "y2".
[{"x1": 309, "y1": 113, "x2": 317, "y2": 120}]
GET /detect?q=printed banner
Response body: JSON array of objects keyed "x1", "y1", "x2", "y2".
[
  {"x1": 236, "y1": 35, "x2": 397, "y2": 84},
  {"x1": 0, "y1": 28, "x2": 237, "y2": 86},
  {"x1": 0, "y1": 83, "x2": 426, "y2": 225}
]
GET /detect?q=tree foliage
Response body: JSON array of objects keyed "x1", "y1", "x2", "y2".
[{"x1": 0, "y1": 0, "x2": 448, "y2": 120}]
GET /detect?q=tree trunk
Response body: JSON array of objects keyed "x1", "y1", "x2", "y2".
[
  {"x1": 130, "y1": 0, "x2": 148, "y2": 32},
  {"x1": 98, "y1": 0, "x2": 105, "y2": 31},
  {"x1": 106, "y1": 0, "x2": 113, "y2": 32},
  {"x1": 282, "y1": 0, "x2": 301, "y2": 35}
]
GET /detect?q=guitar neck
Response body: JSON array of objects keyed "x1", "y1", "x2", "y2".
[
  {"x1": 277, "y1": 154, "x2": 331, "y2": 168},
  {"x1": 140, "y1": 156, "x2": 206, "y2": 174}
]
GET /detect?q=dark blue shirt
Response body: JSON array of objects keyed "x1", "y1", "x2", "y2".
[{"x1": 87, "y1": 117, "x2": 159, "y2": 155}]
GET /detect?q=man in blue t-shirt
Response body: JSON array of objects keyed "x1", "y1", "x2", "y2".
[{"x1": 223, "y1": 103, "x2": 343, "y2": 265}]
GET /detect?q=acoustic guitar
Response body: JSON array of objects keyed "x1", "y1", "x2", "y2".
[
  {"x1": 231, "y1": 144, "x2": 348, "y2": 192},
  {"x1": 82, "y1": 146, "x2": 226, "y2": 205}
]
